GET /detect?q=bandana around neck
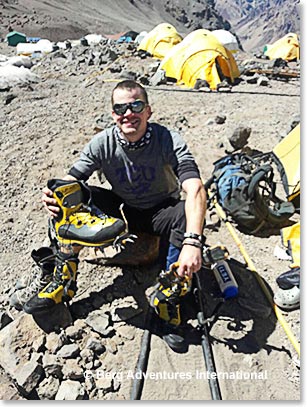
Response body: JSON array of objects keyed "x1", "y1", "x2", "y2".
[{"x1": 115, "y1": 126, "x2": 152, "y2": 150}]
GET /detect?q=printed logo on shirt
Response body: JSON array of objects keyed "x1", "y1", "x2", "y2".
[{"x1": 115, "y1": 164, "x2": 156, "y2": 196}]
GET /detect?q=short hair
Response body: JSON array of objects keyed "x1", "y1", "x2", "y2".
[{"x1": 111, "y1": 80, "x2": 149, "y2": 105}]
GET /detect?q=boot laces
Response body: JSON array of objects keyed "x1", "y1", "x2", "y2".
[
  {"x1": 16, "y1": 270, "x2": 52, "y2": 302},
  {"x1": 71, "y1": 204, "x2": 110, "y2": 225},
  {"x1": 18, "y1": 264, "x2": 41, "y2": 288}
]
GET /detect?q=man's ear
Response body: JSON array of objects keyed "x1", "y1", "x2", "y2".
[{"x1": 147, "y1": 105, "x2": 152, "y2": 119}]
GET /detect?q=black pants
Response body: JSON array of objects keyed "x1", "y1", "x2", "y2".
[{"x1": 89, "y1": 186, "x2": 186, "y2": 249}]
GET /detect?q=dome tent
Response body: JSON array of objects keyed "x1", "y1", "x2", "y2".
[
  {"x1": 264, "y1": 33, "x2": 300, "y2": 61},
  {"x1": 137, "y1": 23, "x2": 182, "y2": 59},
  {"x1": 159, "y1": 29, "x2": 240, "y2": 90},
  {"x1": 212, "y1": 29, "x2": 239, "y2": 54}
]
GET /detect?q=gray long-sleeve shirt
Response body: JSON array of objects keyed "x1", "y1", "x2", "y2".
[{"x1": 69, "y1": 123, "x2": 200, "y2": 209}]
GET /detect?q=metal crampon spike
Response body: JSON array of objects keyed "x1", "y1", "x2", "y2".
[{"x1": 112, "y1": 232, "x2": 138, "y2": 252}]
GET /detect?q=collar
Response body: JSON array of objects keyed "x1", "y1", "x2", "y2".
[{"x1": 115, "y1": 125, "x2": 152, "y2": 150}]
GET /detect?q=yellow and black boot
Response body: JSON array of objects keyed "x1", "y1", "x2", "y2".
[
  {"x1": 48, "y1": 179, "x2": 126, "y2": 247},
  {"x1": 23, "y1": 252, "x2": 79, "y2": 314},
  {"x1": 149, "y1": 263, "x2": 191, "y2": 352},
  {"x1": 150, "y1": 262, "x2": 191, "y2": 326}
]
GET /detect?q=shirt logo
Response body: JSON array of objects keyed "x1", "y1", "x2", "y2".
[{"x1": 115, "y1": 164, "x2": 156, "y2": 196}]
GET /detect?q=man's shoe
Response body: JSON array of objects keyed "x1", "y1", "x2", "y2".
[
  {"x1": 23, "y1": 254, "x2": 79, "y2": 314},
  {"x1": 10, "y1": 247, "x2": 55, "y2": 310},
  {"x1": 161, "y1": 321, "x2": 187, "y2": 353},
  {"x1": 15, "y1": 246, "x2": 55, "y2": 290},
  {"x1": 47, "y1": 179, "x2": 126, "y2": 247},
  {"x1": 10, "y1": 265, "x2": 53, "y2": 310}
]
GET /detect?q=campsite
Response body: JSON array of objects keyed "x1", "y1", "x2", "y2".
[{"x1": 0, "y1": 11, "x2": 300, "y2": 402}]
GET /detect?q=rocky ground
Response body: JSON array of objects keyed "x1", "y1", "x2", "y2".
[{"x1": 0, "y1": 39, "x2": 300, "y2": 400}]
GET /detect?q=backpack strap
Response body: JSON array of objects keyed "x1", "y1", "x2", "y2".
[{"x1": 247, "y1": 164, "x2": 275, "y2": 198}]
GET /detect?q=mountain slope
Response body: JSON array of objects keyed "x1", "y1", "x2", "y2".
[
  {"x1": 214, "y1": 0, "x2": 301, "y2": 51},
  {"x1": 0, "y1": 0, "x2": 301, "y2": 51}
]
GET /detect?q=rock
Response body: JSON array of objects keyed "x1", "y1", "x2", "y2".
[
  {"x1": 57, "y1": 343, "x2": 80, "y2": 358},
  {"x1": 215, "y1": 115, "x2": 226, "y2": 124},
  {"x1": 112, "y1": 305, "x2": 143, "y2": 322},
  {"x1": 0, "y1": 370, "x2": 25, "y2": 400},
  {"x1": 116, "y1": 325, "x2": 135, "y2": 340},
  {"x1": 62, "y1": 359, "x2": 84, "y2": 380},
  {"x1": 55, "y1": 380, "x2": 86, "y2": 400},
  {"x1": 42, "y1": 353, "x2": 62, "y2": 377},
  {"x1": 45, "y1": 331, "x2": 67, "y2": 354},
  {"x1": 228, "y1": 127, "x2": 251, "y2": 150},
  {"x1": 85, "y1": 337, "x2": 105, "y2": 354},
  {"x1": 32, "y1": 335, "x2": 46, "y2": 352},
  {"x1": 149, "y1": 69, "x2": 167, "y2": 86},
  {"x1": 0, "y1": 313, "x2": 44, "y2": 378},
  {"x1": 95, "y1": 375, "x2": 113, "y2": 393},
  {"x1": 85, "y1": 311, "x2": 112, "y2": 336},
  {"x1": 0, "y1": 309, "x2": 13, "y2": 329},
  {"x1": 194, "y1": 79, "x2": 210, "y2": 90},
  {"x1": 80, "y1": 348, "x2": 94, "y2": 363},
  {"x1": 14, "y1": 358, "x2": 44, "y2": 396},
  {"x1": 105, "y1": 338, "x2": 118, "y2": 354},
  {"x1": 37, "y1": 376, "x2": 60, "y2": 400},
  {"x1": 65, "y1": 324, "x2": 84, "y2": 340},
  {"x1": 257, "y1": 76, "x2": 270, "y2": 86}
]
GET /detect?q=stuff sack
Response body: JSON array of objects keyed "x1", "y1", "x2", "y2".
[{"x1": 206, "y1": 153, "x2": 295, "y2": 235}]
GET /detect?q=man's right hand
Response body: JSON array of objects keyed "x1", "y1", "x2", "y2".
[{"x1": 42, "y1": 186, "x2": 60, "y2": 217}]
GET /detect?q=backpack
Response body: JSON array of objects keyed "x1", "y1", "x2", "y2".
[{"x1": 205, "y1": 153, "x2": 296, "y2": 235}]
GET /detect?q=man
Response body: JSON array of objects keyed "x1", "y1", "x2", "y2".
[{"x1": 11, "y1": 80, "x2": 206, "y2": 351}]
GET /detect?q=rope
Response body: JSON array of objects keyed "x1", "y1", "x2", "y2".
[{"x1": 207, "y1": 190, "x2": 300, "y2": 357}]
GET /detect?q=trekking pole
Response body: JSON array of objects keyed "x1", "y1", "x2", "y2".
[
  {"x1": 130, "y1": 306, "x2": 153, "y2": 400},
  {"x1": 194, "y1": 272, "x2": 222, "y2": 400},
  {"x1": 208, "y1": 191, "x2": 300, "y2": 357}
]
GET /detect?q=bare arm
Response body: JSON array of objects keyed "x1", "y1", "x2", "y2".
[{"x1": 177, "y1": 178, "x2": 207, "y2": 278}]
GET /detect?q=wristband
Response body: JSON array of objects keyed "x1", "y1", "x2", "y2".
[
  {"x1": 182, "y1": 239, "x2": 202, "y2": 249},
  {"x1": 183, "y1": 232, "x2": 203, "y2": 243}
]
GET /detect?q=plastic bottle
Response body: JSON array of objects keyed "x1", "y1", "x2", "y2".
[{"x1": 212, "y1": 260, "x2": 239, "y2": 299}]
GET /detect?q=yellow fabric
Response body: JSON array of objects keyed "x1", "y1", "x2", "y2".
[
  {"x1": 160, "y1": 29, "x2": 240, "y2": 90},
  {"x1": 273, "y1": 124, "x2": 300, "y2": 202},
  {"x1": 281, "y1": 222, "x2": 300, "y2": 268},
  {"x1": 264, "y1": 33, "x2": 300, "y2": 61},
  {"x1": 137, "y1": 23, "x2": 182, "y2": 59}
]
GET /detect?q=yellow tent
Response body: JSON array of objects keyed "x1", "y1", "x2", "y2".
[
  {"x1": 137, "y1": 23, "x2": 182, "y2": 59},
  {"x1": 273, "y1": 123, "x2": 300, "y2": 207},
  {"x1": 281, "y1": 222, "x2": 300, "y2": 268},
  {"x1": 159, "y1": 29, "x2": 240, "y2": 90},
  {"x1": 264, "y1": 33, "x2": 300, "y2": 61}
]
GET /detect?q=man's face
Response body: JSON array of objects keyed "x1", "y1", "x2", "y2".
[{"x1": 112, "y1": 88, "x2": 152, "y2": 141}]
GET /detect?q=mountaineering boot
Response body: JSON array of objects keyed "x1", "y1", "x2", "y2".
[
  {"x1": 160, "y1": 321, "x2": 187, "y2": 353},
  {"x1": 150, "y1": 262, "x2": 191, "y2": 326},
  {"x1": 10, "y1": 247, "x2": 55, "y2": 311},
  {"x1": 23, "y1": 252, "x2": 79, "y2": 314},
  {"x1": 150, "y1": 262, "x2": 191, "y2": 352},
  {"x1": 47, "y1": 179, "x2": 126, "y2": 247}
]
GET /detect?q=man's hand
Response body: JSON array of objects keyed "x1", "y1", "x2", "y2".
[
  {"x1": 177, "y1": 245, "x2": 202, "y2": 278},
  {"x1": 42, "y1": 175, "x2": 77, "y2": 217},
  {"x1": 42, "y1": 186, "x2": 60, "y2": 217}
]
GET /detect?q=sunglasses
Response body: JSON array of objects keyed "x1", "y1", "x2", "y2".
[{"x1": 113, "y1": 99, "x2": 146, "y2": 115}]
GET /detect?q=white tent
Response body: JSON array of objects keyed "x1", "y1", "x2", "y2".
[{"x1": 212, "y1": 29, "x2": 239, "y2": 53}]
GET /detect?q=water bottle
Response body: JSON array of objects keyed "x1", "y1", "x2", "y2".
[{"x1": 212, "y1": 260, "x2": 239, "y2": 299}]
